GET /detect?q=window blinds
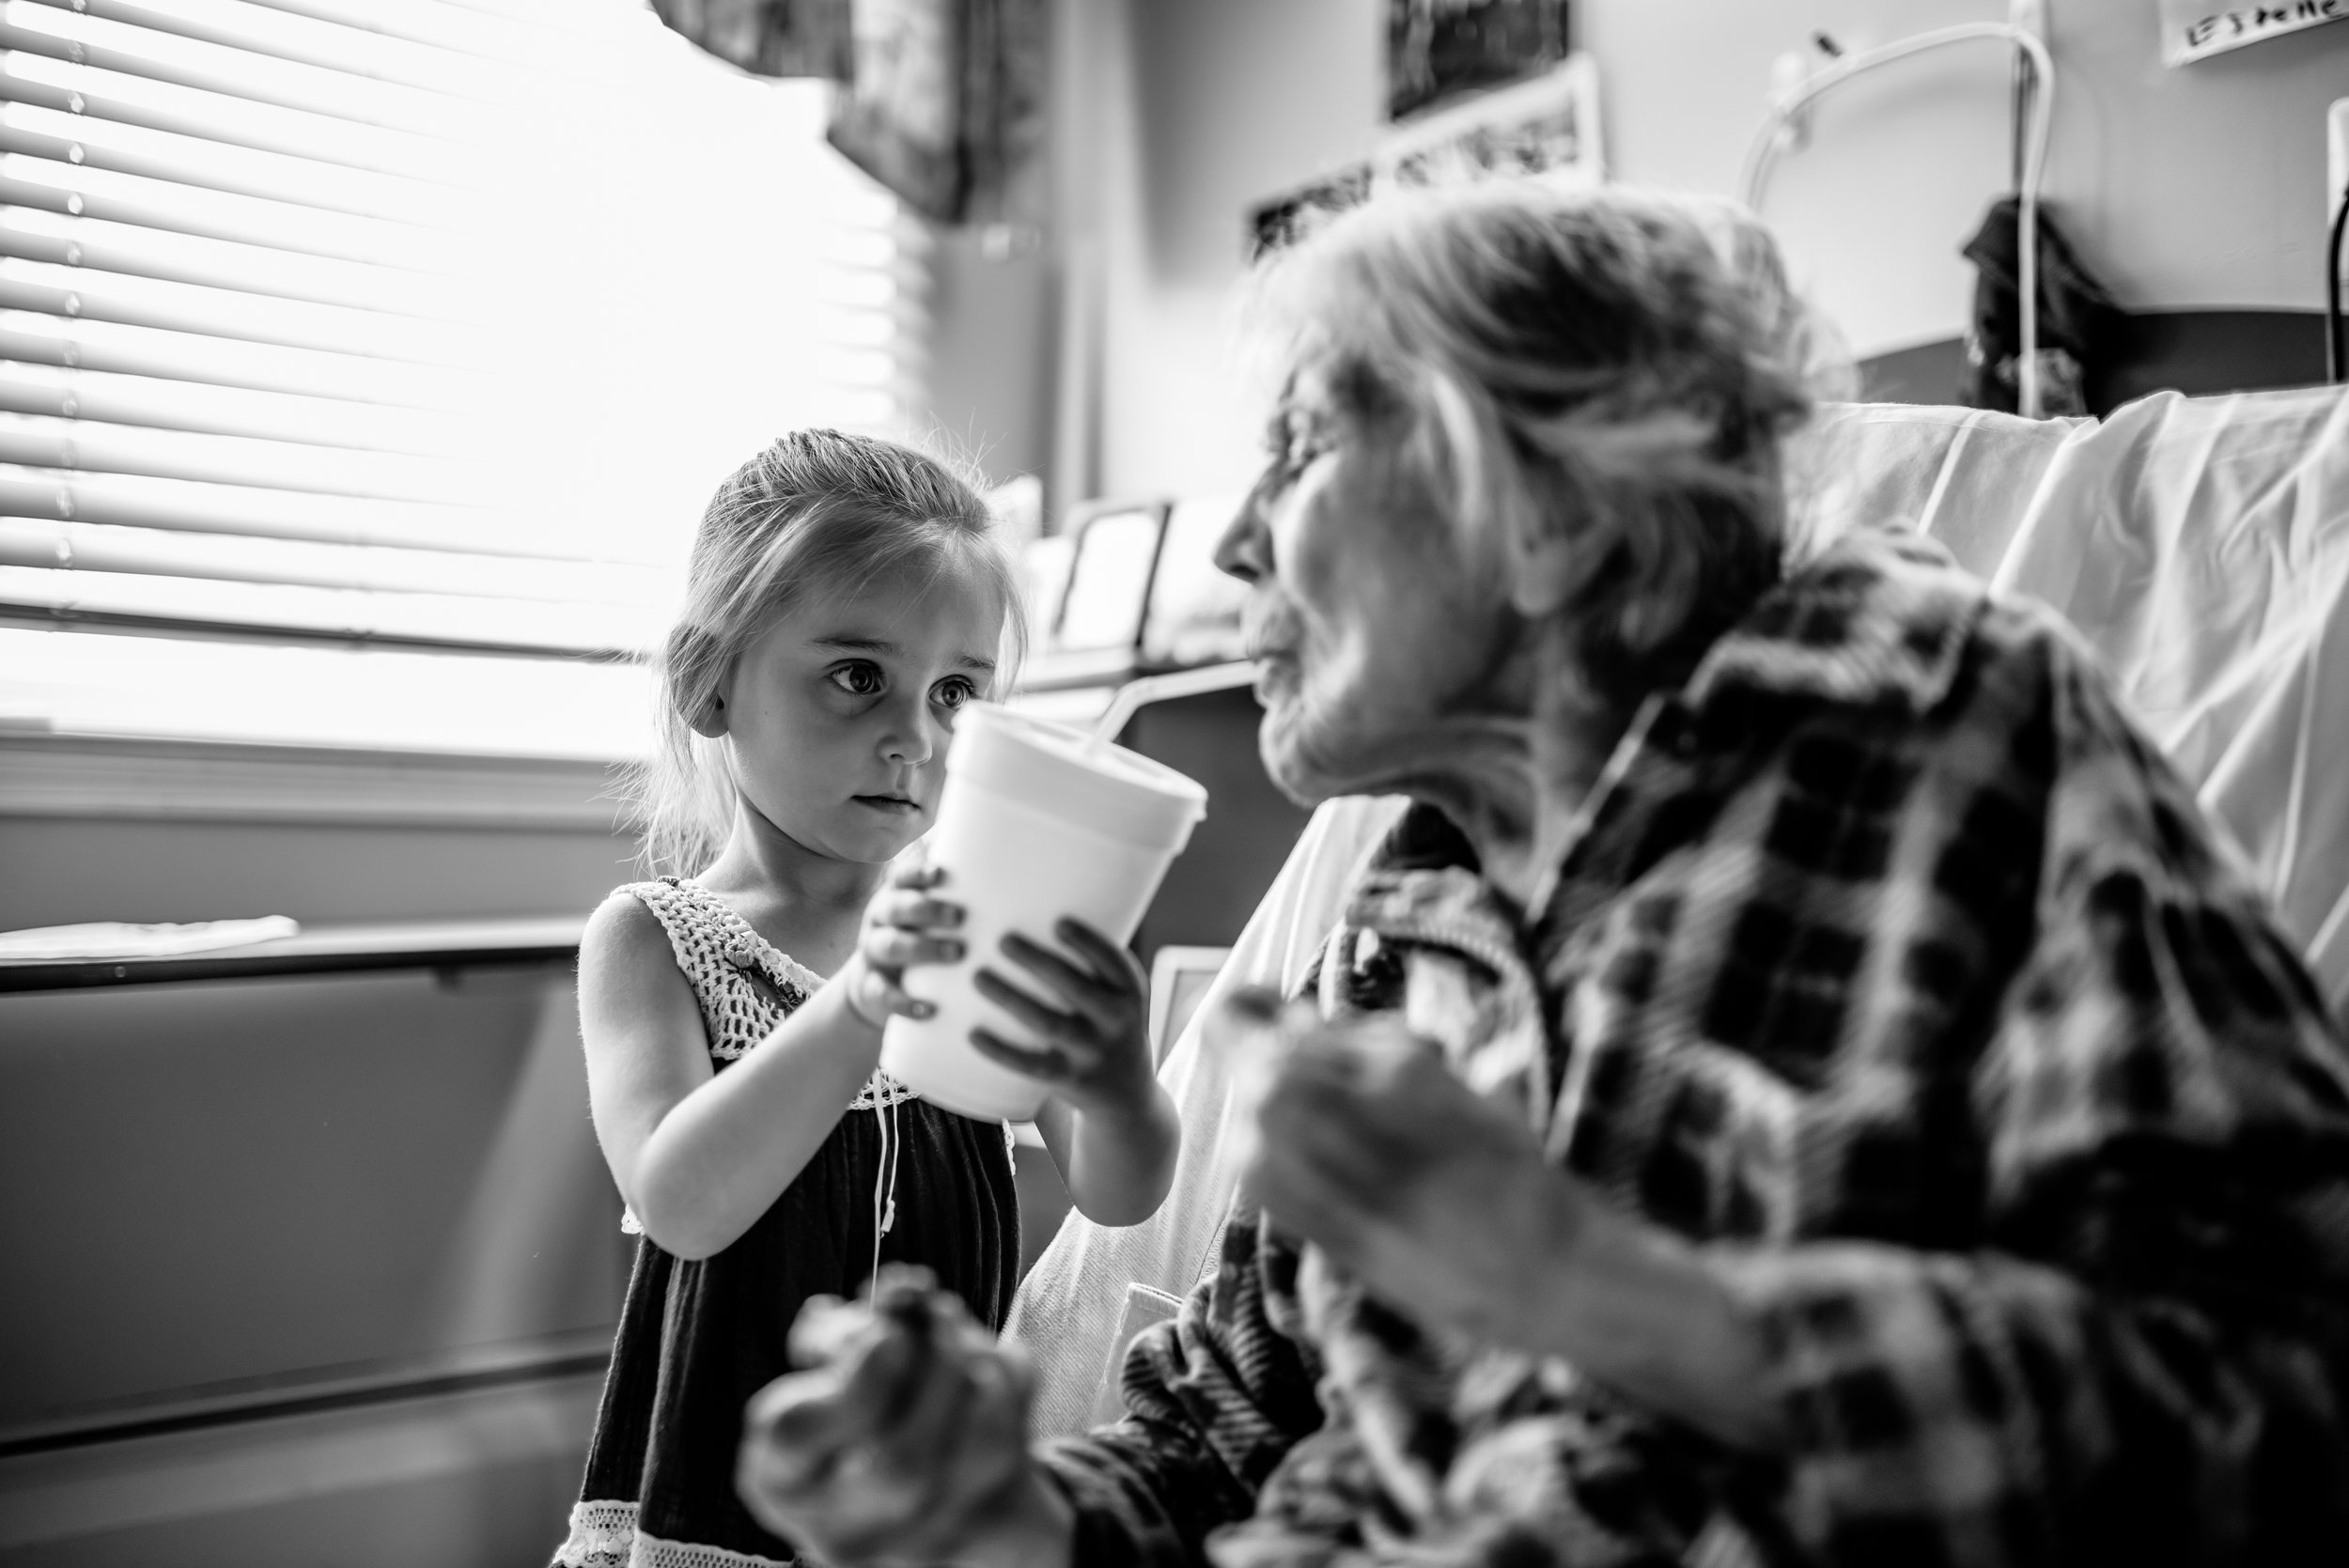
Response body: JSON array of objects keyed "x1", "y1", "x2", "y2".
[{"x1": 0, "y1": 0, "x2": 913, "y2": 660}]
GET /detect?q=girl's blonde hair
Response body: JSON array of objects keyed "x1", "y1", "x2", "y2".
[{"x1": 627, "y1": 429, "x2": 1026, "y2": 877}]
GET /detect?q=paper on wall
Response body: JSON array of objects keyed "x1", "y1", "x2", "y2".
[{"x1": 2158, "y1": 0, "x2": 2349, "y2": 66}]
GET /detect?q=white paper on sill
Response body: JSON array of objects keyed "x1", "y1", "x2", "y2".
[{"x1": 0, "y1": 916, "x2": 302, "y2": 961}]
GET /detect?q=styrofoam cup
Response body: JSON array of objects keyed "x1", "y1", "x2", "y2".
[{"x1": 880, "y1": 702, "x2": 1208, "y2": 1122}]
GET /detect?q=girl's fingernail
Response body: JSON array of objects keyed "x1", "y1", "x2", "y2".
[
  {"x1": 912, "y1": 1001, "x2": 935, "y2": 1019},
  {"x1": 940, "y1": 941, "x2": 965, "y2": 961}
]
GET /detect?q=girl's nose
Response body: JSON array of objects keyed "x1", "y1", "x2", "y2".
[{"x1": 877, "y1": 692, "x2": 939, "y2": 767}]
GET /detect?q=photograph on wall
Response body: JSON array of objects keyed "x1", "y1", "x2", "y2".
[
  {"x1": 1246, "y1": 164, "x2": 1377, "y2": 261},
  {"x1": 1388, "y1": 0, "x2": 1571, "y2": 121},
  {"x1": 1249, "y1": 55, "x2": 1602, "y2": 260}
]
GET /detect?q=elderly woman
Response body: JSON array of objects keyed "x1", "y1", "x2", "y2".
[{"x1": 734, "y1": 183, "x2": 2349, "y2": 1566}]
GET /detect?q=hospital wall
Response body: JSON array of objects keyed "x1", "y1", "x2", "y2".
[
  {"x1": 0, "y1": 756, "x2": 636, "y2": 1565},
  {"x1": 920, "y1": 228, "x2": 1056, "y2": 486},
  {"x1": 1072, "y1": 0, "x2": 2349, "y2": 503}
]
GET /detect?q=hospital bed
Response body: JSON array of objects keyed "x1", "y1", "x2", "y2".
[{"x1": 1010, "y1": 380, "x2": 2349, "y2": 1436}]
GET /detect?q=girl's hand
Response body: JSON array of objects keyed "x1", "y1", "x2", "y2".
[
  {"x1": 841, "y1": 863, "x2": 965, "y2": 1030},
  {"x1": 969, "y1": 919, "x2": 1154, "y2": 1120}
]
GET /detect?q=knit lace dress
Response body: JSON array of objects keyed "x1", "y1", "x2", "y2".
[{"x1": 552, "y1": 877, "x2": 1019, "y2": 1568}]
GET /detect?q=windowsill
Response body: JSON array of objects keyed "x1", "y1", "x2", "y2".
[
  {"x1": 0, "y1": 912, "x2": 587, "y2": 994},
  {"x1": 0, "y1": 730, "x2": 626, "y2": 831}
]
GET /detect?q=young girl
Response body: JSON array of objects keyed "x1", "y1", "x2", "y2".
[{"x1": 555, "y1": 430, "x2": 1180, "y2": 1567}]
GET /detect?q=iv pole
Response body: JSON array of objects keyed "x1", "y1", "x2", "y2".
[{"x1": 1739, "y1": 21, "x2": 2057, "y2": 419}]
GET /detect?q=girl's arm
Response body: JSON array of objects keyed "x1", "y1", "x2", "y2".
[
  {"x1": 579, "y1": 893, "x2": 894, "y2": 1260},
  {"x1": 1033, "y1": 1074, "x2": 1180, "y2": 1228},
  {"x1": 969, "y1": 920, "x2": 1180, "y2": 1227}
]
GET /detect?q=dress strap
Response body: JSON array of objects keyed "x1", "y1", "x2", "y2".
[
  {"x1": 629, "y1": 877, "x2": 828, "y2": 992},
  {"x1": 620, "y1": 878, "x2": 736, "y2": 1012},
  {"x1": 614, "y1": 878, "x2": 917, "y2": 1105}
]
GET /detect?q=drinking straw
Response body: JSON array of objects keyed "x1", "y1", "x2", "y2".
[{"x1": 1087, "y1": 661, "x2": 1256, "y2": 752}]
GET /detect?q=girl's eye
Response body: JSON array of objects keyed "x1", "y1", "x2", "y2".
[
  {"x1": 932, "y1": 677, "x2": 978, "y2": 710},
  {"x1": 829, "y1": 662, "x2": 885, "y2": 697}
]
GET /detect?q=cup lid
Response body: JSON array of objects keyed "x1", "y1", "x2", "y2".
[{"x1": 946, "y1": 703, "x2": 1207, "y2": 847}]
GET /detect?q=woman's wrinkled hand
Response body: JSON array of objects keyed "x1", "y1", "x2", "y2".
[
  {"x1": 1228, "y1": 997, "x2": 1782, "y2": 1451},
  {"x1": 735, "y1": 1266, "x2": 1068, "y2": 1568},
  {"x1": 841, "y1": 862, "x2": 964, "y2": 1030},
  {"x1": 967, "y1": 918, "x2": 1155, "y2": 1120},
  {"x1": 1234, "y1": 999, "x2": 1588, "y2": 1351}
]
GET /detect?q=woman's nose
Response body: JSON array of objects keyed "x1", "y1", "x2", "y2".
[{"x1": 1214, "y1": 479, "x2": 1275, "y2": 583}]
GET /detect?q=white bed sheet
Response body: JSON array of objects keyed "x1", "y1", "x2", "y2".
[{"x1": 1807, "y1": 386, "x2": 2349, "y2": 1016}]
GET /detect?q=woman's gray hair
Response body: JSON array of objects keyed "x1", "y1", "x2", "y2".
[{"x1": 1247, "y1": 181, "x2": 1844, "y2": 699}]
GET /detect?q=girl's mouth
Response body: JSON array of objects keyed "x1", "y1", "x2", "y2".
[{"x1": 853, "y1": 794, "x2": 922, "y2": 815}]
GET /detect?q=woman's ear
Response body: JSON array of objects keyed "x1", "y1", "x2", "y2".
[{"x1": 1502, "y1": 514, "x2": 1579, "y2": 618}]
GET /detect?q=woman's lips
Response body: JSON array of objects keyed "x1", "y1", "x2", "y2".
[
  {"x1": 1244, "y1": 599, "x2": 1300, "y2": 698},
  {"x1": 1249, "y1": 651, "x2": 1299, "y2": 700},
  {"x1": 1243, "y1": 625, "x2": 1296, "y2": 667},
  {"x1": 853, "y1": 795, "x2": 922, "y2": 815}
]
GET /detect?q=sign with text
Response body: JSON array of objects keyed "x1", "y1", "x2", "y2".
[{"x1": 2159, "y1": 0, "x2": 2349, "y2": 65}]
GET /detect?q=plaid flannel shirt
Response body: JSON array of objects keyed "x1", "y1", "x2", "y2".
[{"x1": 1040, "y1": 527, "x2": 2349, "y2": 1568}]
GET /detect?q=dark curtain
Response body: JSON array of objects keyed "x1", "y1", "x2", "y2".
[
  {"x1": 649, "y1": 0, "x2": 854, "y2": 78},
  {"x1": 651, "y1": 0, "x2": 1046, "y2": 230}
]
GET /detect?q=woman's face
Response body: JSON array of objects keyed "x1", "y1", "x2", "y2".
[{"x1": 1214, "y1": 357, "x2": 1513, "y2": 804}]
